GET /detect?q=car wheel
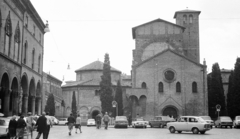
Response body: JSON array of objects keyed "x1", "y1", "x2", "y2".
[
  {"x1": 150, "y1": 124, "x2": 153, "y2": 128},
  {"x1": 159, "y1": 124, "x2": 162, "y2": 128},
  {"x1": 177, "y1": 131, "x2": 182, "y2": 133},
  {"x1": 200, "y1": 131, "x2": 206, "y2": 134},
  {"x1": 160, "y1": 124, "x2": 164, "y2": 128},
  {"x1": 169, "y1": 127, "x2": 175, "y2": 133},
  {"x1": 230, "y1": 126, "x2": 232, "y2": 129},
  {"x1": 192, "y1": 128, "x2": 199, "y2": 134}
]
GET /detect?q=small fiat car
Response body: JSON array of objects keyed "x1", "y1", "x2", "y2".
[
  {"x1": 114, "y1": 116, "x2": 128, "y2": 128},
  {"x1": 167, "y1": 116, "x2": 211, "y2": 134},
  {"x1": 200, "y1": 116, "x2": 214, "y2": 128},
  {"x1": 132, "y1": 118, "x2": 148, "y2": 128},
  {"x1": 233, "y1": 116, "x2": 240, "y2": 128}
]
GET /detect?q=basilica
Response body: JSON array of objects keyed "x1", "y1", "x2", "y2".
[{"x1": 62, "y1": 9, "x2": 208, "y2": 121}]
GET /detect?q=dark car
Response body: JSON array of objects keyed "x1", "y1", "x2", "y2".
[
  {"x1": 149, "y1": 116, "x2": 175, "y2": 128},
  {"x1": 114, "y1": 116, "x2": 128, "y2": 128}
]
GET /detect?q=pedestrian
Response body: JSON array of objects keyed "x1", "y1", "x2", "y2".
[
  {"x1": 95, "y1": 113, "x2": 102, "y2": 129},
  {"x1": 16, "y1": 115, "x2": 27, "y2": 139},
  {"x1": 128, "y1": 115, "x2": 132, "y2": 127},
  {"x1": 75, "y1": 114, "x2": 82, "y2": 133},
  {"x1": 45, "y1": 112, "x2": 53, "y2": 139},
  {"x1": 26, "y1": 112, "x2": 35, "y2": 139},
  {"x1": 35, "y1": 112, "x2": 47, "y2": 139},
  {"x1": 102, "y1": 112, "x2": 110, "y2": 130},
  {"x1": 67, "y1": 113, "x2": 75, "y2": 136},
  {"x1": 8, "y1": 115, "x2": 17, "y2": 139}
]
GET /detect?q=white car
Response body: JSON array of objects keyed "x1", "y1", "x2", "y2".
[
  {"x1": 58, "y1": 118, "x2": 68, "y2": 125},
  {"x1": 167, "y1": 116, "x2": 211, "y2": 134},
  {"x1": 200, "y1": 116, "x2": 214, "y2": 128},
  {"x1": 50, "y1": 116, "x2": 59, "y2": 125},
  {"x1": 233, "y1": 116, "x2": 240, "y2": 128},
  {"x1": 132, "y1": 118, "x2": 148, "y2": 128},
  {"x1": 0, "y1": 117, "x2": 10, "y2": 138},
  {"x1": 87, "y1": 119, "x2": 96, "y2": 126}
]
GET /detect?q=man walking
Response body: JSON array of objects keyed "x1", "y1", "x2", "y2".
[
  {"x1": 45, "y1": 112, "x2": 53, "y2": 139},
  {"x1": 103, "y1": 112, "x2": 110, "y2": 130},
  {"x1": 67, "y1": 113, "x2": 75, "y2": 136},
  {"x1": 95, "y1": 113, "x2": 102, "y2": 129},
  {"x1": 35, "y1": 112, "x2": 47, "y2": 139}
]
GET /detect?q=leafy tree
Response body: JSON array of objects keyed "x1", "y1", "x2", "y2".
[
  {"x1": 232, "y1": 58, "x2": 240, "y2": 117},
  {"x1": 45, "y1": 93, "x2": 55, "y2": 116},
  {"x1": 114, "y1": 80, "x2": 123, "y2": 116},
  {"x1": 208, "y1": 63, "x2": 226, "y2": 119},
  {"x1": 227, "y1": 71, "x2": 234, "y2": 118},
  {"x1": 71, "y1": 91, "x2": 77, "y2": 118},
  {"x1": 100, "y1": 53, "x2": 113, "y2": 114}
]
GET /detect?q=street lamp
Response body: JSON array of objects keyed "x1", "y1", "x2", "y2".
[{"x1": 112, "y1": 101, "x2": 118, "y2": 116}]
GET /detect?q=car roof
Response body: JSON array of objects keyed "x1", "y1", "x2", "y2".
[{"x1": 180, "y1": 116, "x2": 200, "y2": 118}]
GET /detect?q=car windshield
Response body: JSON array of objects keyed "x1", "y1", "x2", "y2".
[
  {"x1": 136, "y1": 118, "x2": 144, "y2": 121},
  {"x1": 116, "y1": 116, "x2": 127, "y2": 120},
  {"x1": 88, "y1": 119, "x2": 95, "y2": 121},
  {"x1": 59, "y1": 118, "x2": 67, "y2": 121},
  {"x1": 201, "y1": 116, "x2": 211, "y2": 120},
  {"x1": 197, "y1": 117, "x2": 205, "y2": 123},
  {"x1": 220, "y1": 117, "x2": 231, "y2": 120}
]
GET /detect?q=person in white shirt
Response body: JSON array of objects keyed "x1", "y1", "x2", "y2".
[
  {"x1": 75, "y1": 114, "x2": 82, "y2": 133},
  {"x1": 45, "y1": 112, "x2": 53, "y2": 139},
  {"x1": 26, "y1": 112, "x2": 34, "y2": 139}
]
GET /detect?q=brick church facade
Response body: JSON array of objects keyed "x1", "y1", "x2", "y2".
[{"x1": 125, "y1": 9, "x2": 208, "y2": 120}]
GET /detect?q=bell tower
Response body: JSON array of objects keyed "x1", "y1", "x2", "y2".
[{"x1": 174, "y1": 9, "x2": 201, "y2": 63}]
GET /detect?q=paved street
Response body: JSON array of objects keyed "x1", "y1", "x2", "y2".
[{"x1": 29, "y1": 125, "x2": 240, "y2": 139}]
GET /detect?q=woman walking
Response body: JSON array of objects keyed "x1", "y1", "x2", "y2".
[
  {"x1": 75, "y1": 114, "x2": 82, "y2": 133},
  {"x1": 8, "y1": 115, "x2": 17, "y2": 139}
]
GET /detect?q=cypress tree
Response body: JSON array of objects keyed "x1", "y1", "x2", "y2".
[
  {"x1": 100, "y1": 53, "x2": 113, "y2": 114},
  {"x1": 208, "y1": 63, "x2": 226, "y2": 118},
  {"x1": 232, "y1": 58, "x2": 240, "y2": 117},
  {"x1": 227, "y1": 71, "x2": 234, "y2": 119},
  {"x1": 115, "y1": 80, "x2": 123, "y2": 116},
  {"x1": 71, "y1": 91, "x2": 77, "y2": 118},
  {"x1": 45, "y1": 93, "x2": 55, "y2": 116}
]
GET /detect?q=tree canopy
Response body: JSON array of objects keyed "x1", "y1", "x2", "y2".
[{"x1": 45, "y1": 93, "x2": 55, "y2": 116}]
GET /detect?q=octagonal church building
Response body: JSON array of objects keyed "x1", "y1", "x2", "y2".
[
  {"x1": 126, "y1": 9, "x2": 208, "y2": 120},
  {"x1": 62, "y1": 61, "x2": 131, "y2": 123}
]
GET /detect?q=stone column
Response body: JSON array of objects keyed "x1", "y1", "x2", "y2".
[
  {"x1": 23, "y1": 95, "x2": 28, "y2": 115},
  {"x1": 31, "y1": 96, "x2": 35, "y2": 115},
  {"x1": 3, "y1": 89, "x2": 10, "y2": 116}
]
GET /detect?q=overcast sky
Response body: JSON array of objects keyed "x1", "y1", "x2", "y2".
[{"x1": 30, "y1": 0, "x2": 240, "y2": 82}]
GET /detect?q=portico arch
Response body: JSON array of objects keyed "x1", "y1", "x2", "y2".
[
  {"x1": 21, "y1": 74, "x2": 28, "y2": 115},
  {"x1": 129, "y1": 95, "x2": 139, "y2": 118},
  {"x1": 0, "y1": 73, "x2": 10, "y2": 116},
  {"x1": 28, "y1": 78, "x2": 36, "y2": 114},
  {"x1": 35, "y1": 81, "x2": 41, "y2": 115},
  {"x1": 10, "y1": 77, "x2": 18, "y2": 115},
  {"x1": 162, "y1": 105, "x2": 178, "y2": 118}
]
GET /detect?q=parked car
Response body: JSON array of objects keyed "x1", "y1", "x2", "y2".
[
  {"x1": 215, "y1": 116, "x2": 233, "y2": 128},
  {"x1": 200, "y1": 116, "x2": 214, "y2": 128},
  {"x1": 132, "y1": 118, "x2": 148, "y2": 128},
  {"x1": 58, "y1": 118, "x2": 68, "y2": 125},
  {"x1": 114, "y1": 116, "x2": 128, "y2": 128},
  {"x1": 51, "y1": 116, "x2": 59, "y2": 125},
  {"x1": 149, "y1": 116, "x2": 175, "y2": 128},
  {"x1": 233, "y1": 116, "x2": 240, "y2": 128},
  {"x1": 0, "y1": 117, "x2": 10, "y2": 138},
  {"x1": 167, "y1": 116, "x2": 211, "y2": 134},
  {"x1": 87, "y1": 119, "x2": 96, "y2": 126}
]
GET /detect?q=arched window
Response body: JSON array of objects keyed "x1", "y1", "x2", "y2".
[
  {"x1": 189, "y1": 15, "x2": 193, "y2": 24},
  {"x1": 141, "y1": 82, "x2": 147, "y2": 89},
  {"x1": 23, "y1": 41, "x2": 27, "y2": 64},
  {"x1": 183, "y1": 15, "x2": 187, "y2": 24},
  {"x1": 14, "y1": 22, "x2": 20, "y2": 61},
  {"x1": 38, "y1": 55, "x2": 41, "y2": 73},
  {"x1": 32, "y1": 48, "x2": 35, "y2": 69},
  {"x1": 176, "y1": 82, "x2": 181, "y2": 92},
  {"x1": 4, "y1": 11, "x2": 12, "y2": 56},
  {"x1": 158, "y1": 82, "x2": 164, "y2": 93},
  {"x1": 192, "y1": 82, "x2": 197, "y2": 93}
]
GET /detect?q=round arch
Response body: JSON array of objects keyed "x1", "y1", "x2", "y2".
[
  {"x1": 139, "y1": 95, "x2": 147, "y2": 117},
  {"x1": 129, "y1": 95, "x2": 139, "y2": 118},
  {"x1": 0, "y1": 73, "x2": 10, "y2": 114},
  {"x1": 21, "y1": 74, "x2": 28, "y2": 114},
  {"x1": 162, "y1": 105, "x2": 178, "y2": 119},
  {"x1": 28, "y1": 78, "x2": 36, "y2": 113},
  {"x1": 90, "y1": 106, "x2": 101, "y2": 119},
  {"x1": 10, "y1": 77, "x2": 18, "y2": 115}
]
